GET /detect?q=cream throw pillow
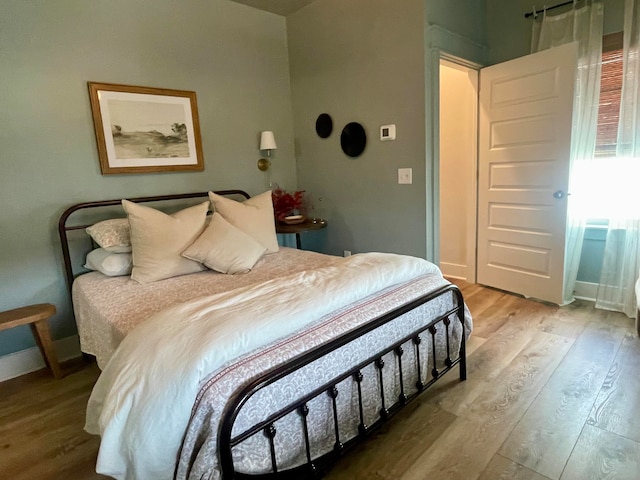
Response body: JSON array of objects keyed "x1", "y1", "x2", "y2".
[
  {"x1": 182, "y1": 212, "x2": 267, "y2": 274},
  {"x1": 86, "y1": 218, "x2": 132, "y2": 253},
  {"x1": 208, "y1": 191, "x2": 279, "y2": 254},
  {"x1": 122, "y1": 199, "x2": 209, "y2": 283}
]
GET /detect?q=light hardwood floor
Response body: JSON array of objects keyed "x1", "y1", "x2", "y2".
[{"x1": 1, "y1": 281, "x2": 639, "y2": 479}]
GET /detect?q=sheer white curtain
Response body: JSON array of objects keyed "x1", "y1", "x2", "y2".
[
  {"x1": 595, "y1": 0, "x2": 640, "y2": 318},
  {"x1": 531, "y1": 1, "x2": 604, "y2": 305}
]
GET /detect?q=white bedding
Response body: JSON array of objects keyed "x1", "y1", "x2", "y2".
[
  {"x1": 73, "y1": 248, "x2": 341, "y2": 368},
  {"x1": 85, "y1": 253, "x2": 443, "y2": 480}
]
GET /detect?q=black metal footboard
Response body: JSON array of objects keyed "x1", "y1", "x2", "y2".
[{"x1": 218, "y1": 283, "x2": 467, "y2": 479}]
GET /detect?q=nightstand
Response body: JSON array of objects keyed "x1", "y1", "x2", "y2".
[{"x1": 276, "y1": 219, "x2": 327, "y2": 249}]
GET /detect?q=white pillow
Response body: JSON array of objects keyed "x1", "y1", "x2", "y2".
[
  {"x1": 86, "y1": 218, "x2": 132, "y2": 253},
  {"x1": 122, "y1": 199, "x2": 209, "y2": 283},
  {"x1": 208, "y1": 191, "x2": 279, "y2": 254},
  {"x1": 182, "y1": 212, "x2": 267, "y2": 274},
  {"x1": 84, "y1": 248, "x2": 132, "y2": 277}
]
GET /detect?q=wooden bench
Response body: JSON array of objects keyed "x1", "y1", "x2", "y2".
[{"x1": 0, "y1": 303, "x2": 63, "y2": 379}]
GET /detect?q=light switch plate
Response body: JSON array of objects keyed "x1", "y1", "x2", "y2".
[
  {"x1": 398, "y1": 168, "x2": 412, "y2": 184},
  {"x1": 380, "y1": 124, "x2": 396, "y2": 141}
]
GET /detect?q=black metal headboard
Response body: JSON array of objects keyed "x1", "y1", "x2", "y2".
[{"x1": 57, "y1": 189, "x2": 250, "y2": 295}]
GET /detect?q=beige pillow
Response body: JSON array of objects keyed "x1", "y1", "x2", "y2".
[
  {"x1": 182, "y1": 212, "x2": 267, "y2": 274},
  {"x1": 208, "y1": 191, "x2": 278, "y2": 254},
  {"x1": 86, "y1": 218, "x2": 131, "y2": 253},
  {"x1": 122, "y1": 199, "x2": 209, "y2": 283}
]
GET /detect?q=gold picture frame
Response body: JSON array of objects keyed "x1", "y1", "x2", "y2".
[{"x1": 88, "y1": 82, "x2": 204, "y2": 174}]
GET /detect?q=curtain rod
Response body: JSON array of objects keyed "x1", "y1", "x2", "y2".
[{"x1": 524, "y1": 0, "x2": 581, "y2": 19}]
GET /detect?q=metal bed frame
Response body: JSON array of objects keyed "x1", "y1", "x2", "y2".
[
  {"x1": 57, "y1": 190, "x2": 467, "y2": 480},
  {"x1": 219, "y1": 284, "x2": 466, "y2": 479}
]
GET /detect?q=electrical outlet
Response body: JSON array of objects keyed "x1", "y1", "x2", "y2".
[
  {"x1": 343, "y1": 250, "x2": 352, "y2": 257},
  {"x1": 398, "y1": 168, "x2": 412, "y2": 184}
]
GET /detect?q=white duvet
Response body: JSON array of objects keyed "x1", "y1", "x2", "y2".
[{"x1": 85, "y1": 252, "x2": 441, "y2": 480}]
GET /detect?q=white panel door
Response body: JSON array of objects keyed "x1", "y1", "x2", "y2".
[{"x1": 477, "y1": 42, "x2": 577, "y2": 305}]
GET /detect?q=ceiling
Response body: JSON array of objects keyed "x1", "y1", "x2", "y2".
[{"x1": 230, "y1": 0, "x2": 316, "y2": 16}]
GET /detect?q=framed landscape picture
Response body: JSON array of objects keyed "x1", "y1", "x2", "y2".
[{"x1": 88, "y1": 82, "x2": 204, "y2": 174}]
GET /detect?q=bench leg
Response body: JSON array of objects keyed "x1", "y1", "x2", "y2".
[{"x1": 30, "y1": 320, "x2": 63, "y2": 379}]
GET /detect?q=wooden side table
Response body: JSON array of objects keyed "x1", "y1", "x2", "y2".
[
  {"x1": 276, "y1": 219, "x2": 327, "y2": 249},
  {"x1": 0, "y1": 303, "x2": 63, "y2": 379}
]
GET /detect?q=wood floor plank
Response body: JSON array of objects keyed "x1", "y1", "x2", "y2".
[
  {"x1": 447, "y1": 279, "x2": 484, "y2": 301},
  {"x1": 425, "y1": 314, "x2": 542, "y2": 417},
  {"x1": 463, "y1": 332, "x2": 572, "y2": 425},
  {"x1": 448, "y1": 280, "x2": 510, "y2": 329},
  {"x1": 536, "y1": 299, "x2": 594, "y2": 339},
  {"x1": 478, "y1": 454, "x2": 553, "y2": 480},
  {"x1": 462, "y1": 334, "x2": 486, "y2": 356},
  {"x1": 324, "y1": 399, "x2": 457, "y2": 480},
  {"x1": 0, "y1": 360, "x2": 106, "y2": 480},
  {"x1": 599, "y1": 309, "x2": 638, "y2": 331},
  {"x1": 499, "y1": 321, "x2": 626, "y2": 479},
  {"x1": 560, "y1": 424, "x2": 640, "y2": 480},
  {"x1": 400, "y1": 331, "x2": 573, "y2": 480},
  {"x1": 587, "y1": 332, "x2": 640, "y2": 443},
  {"x1": 470, "y1": 293, "x2": 525, "y2": 339}
]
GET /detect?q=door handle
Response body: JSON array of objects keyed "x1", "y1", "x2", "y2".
[{"x1": 553, "y1": 190, "x2": 565, "y2": 199}]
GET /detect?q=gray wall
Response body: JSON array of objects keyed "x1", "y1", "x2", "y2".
[
  {"x1": 486, "y1": 0, "x2": 625, "y2": 63},
  {"x1": 0, "y1": 0, "x2": 297, "y2": 357},
  {"x1": 287, "y1": 0, "x2": 487, "y2": 259},
  {"x1": 426, "y1": 0, "x2": 487, "y2": 50}
]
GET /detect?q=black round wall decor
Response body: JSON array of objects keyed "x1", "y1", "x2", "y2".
[
  {"x1": 340, "y1": 122, "x2": 367, "y2": 157},
  {"x1": 315, "y1": 113, "x2": 333, "y2": 138}
]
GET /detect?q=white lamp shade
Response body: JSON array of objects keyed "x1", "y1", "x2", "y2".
[{"x1": 260, "y1": 131, "x2": 277, "y2": 150}]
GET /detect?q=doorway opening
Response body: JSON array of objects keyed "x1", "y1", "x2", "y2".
[{"x1": 438, "y1": 58, "x2": 478, "y2": 283}]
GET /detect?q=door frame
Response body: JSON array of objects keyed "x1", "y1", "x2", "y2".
[{"x1": 426, "y1": 48, "x2": 482, "y2": 274}]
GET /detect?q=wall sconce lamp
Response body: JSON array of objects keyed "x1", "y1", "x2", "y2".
[{"x1": 257, "y1": 131, "x2": 277, "y2": 171}]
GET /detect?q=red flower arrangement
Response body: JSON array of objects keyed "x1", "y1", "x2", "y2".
[{"x1": 272, "y1": 187, "x2": 305, "y2": 221}]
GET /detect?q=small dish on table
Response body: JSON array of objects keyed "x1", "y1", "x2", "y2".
[{"x1": 282, "y1": 215, "x2": 305, "y2": 225}]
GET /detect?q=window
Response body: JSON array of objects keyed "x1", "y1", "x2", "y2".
[
  {"x1": 595, "y1": 32, "x2": 624, "y2": 157},
  {"x1": 577, "y1": 31, "x2": 639, "y2": 221}
]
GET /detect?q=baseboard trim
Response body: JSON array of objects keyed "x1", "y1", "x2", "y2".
[
  {"x1": 439, "y1": 262, "x2": 469, "y2": 281},
  {"x1": 0, "y1": 335, "x2": 82, "y2": 382},
  {"x1": 574, "y1": 281, "x2": 598, "y2": 302}
]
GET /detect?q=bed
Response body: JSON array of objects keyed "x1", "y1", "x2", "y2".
[{"x1": 58, "y1": 190, "x2": 472, "y2": 480}]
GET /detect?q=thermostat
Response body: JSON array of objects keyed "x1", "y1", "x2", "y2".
[{"x1": 380, "y1": 124, "x2": 396, "y2": 141}]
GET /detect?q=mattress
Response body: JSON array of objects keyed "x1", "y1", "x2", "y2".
[{"x1": 72, "y1": 247, "x2": 342, "y2": 368}]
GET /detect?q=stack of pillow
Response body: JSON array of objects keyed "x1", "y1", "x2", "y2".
[
  {"x1": 84, "y1": 191, "x2": 278, "y2": 283},
  {"x1": 85, "y1": 218, "x2": 133, "y2": 277}
]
